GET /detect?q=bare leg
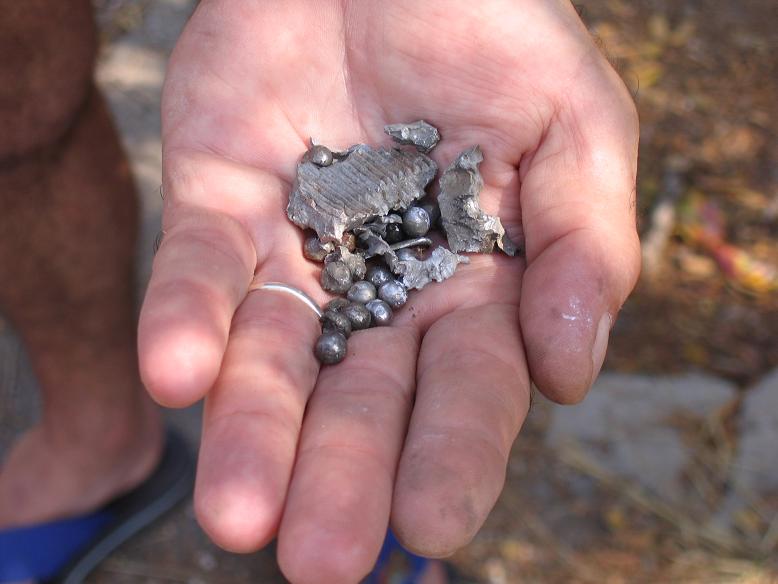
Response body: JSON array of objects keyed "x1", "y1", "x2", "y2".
[{"x1": 0, "y1": 0, "x2": 162, "y2": 527}]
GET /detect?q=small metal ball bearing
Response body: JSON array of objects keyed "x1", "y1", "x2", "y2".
[
  {"x1": 321, "y1": 260, "x2": 353, "y2": 294},
  {"x1": 365, "y1": 299, "x2": 392, "y2": 326},
  {"x1": 367, "y1": 264, "x2": 393, "y2": 288},
  {"x1": 325, "y1": 297, "x2": 351, "y2": 313},
  {"x1": 341, "y1": 302, "x2": 371, "y2": 330},
  {"x1": 418, "y1": 199, "x2": 440, "y2": 226},
  {"x1": 315, "y1": 331, "x2": 347, "y2": 364},
  {"x1": 378, "y1": 280, "x2": 407, "y2": 308},
  {"x1": 320, "y1": 309, "x2": 352, "y2": 338},
  {"x1": 308, "y1": 145, "x2": 334, "y2": 167},
  {"x1": 347, "y1": 280, "x2": 377, "y2": 304},
  {"x1": 384, "y1": 223, "x2": 404, "y2": 244},
  {"x1": 402, "y1": 206, "x2": 431, "y2": 238}
]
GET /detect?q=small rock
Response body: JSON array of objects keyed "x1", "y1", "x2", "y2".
[
  {"x1": 732, "y1": 368, "x2": 778, "y2": 496},
  {"x1": 546, "y1": 372, "x2": 737, "y2": 505},
  {"x1": 384, "y1": 120, "x2": 441, "y2": 153}
]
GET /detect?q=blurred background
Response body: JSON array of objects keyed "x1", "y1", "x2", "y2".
[{"x1": 1, "y1": 0, "x2": 776, "y2": 581}]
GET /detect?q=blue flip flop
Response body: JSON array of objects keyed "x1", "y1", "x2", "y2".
[
  {"x1": 0, "y1": 428, "x2": 194, "y2": 584},
  {"x1": 365, "y1": 531, "x2": 478, "y2": 584},
  {"x1": 366, "y1": 530, "x2": 428, "y2": 584}
]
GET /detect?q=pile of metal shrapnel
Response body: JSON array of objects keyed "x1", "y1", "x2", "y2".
[{"x1": 286, "y1": 121, "x2": 518, "y2": 364}]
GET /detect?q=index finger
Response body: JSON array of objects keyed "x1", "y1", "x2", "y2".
[{"x1": 138, "y1": 207, "x2": 256, "y2": 407}]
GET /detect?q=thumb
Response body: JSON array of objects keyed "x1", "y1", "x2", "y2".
[{"x1": 518, "y1": 69, "x2": 641, "y2": 404}]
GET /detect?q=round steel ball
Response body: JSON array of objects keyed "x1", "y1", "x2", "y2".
[
  {"x1": 378, "y1": 280, "x2": 408, "y2": 308},
  {"x1": 365, "y1": 299, "x2": 393, "y2": 326},
  {"x1": 309, "y1": 145, "x2": 333, "y2": 167},
  {"x1": 384, "y1": 223, "x2": 404, "y2": 244},
  {"x1": 341, "y1": 302, "x2": 372, "y2": 330},
  {"x1": 418, "y1": 199, "x2": 440, "y2": 226},
  {"x1": 321, "y1": 260, "x2": 352, "y2": 294},
  {"x1": 347, "y1": 280, "x2": 377, "y2": 304},
  {"x1": 320, "y1": 309, "x2": 352, "y2": 338},
  {"x1": 325, "y1": 297, "x2": 350, "y2": 313},
  {"x1": 402, "y1": 206, "x2": 431, "y2": 238},
  {"x1": 367, "y1": 264, "x2": 393, "y2": 288},
  {"x1": 315, "y1": 331, "x2": 347, "y2": 364}
]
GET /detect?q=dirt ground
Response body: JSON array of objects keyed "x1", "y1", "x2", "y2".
[{"x1": 599, "y1": 0, "x2": 778, "y2": 387}]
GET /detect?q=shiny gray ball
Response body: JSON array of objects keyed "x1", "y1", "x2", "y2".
[
  {"x1": 378, "y1": 280, "x2": 408, "y2": 308},
  {"x1": 402, "y1": 206, "x2": 431, "y2": 238},
  {"x1": 365, "y1": 299, "x2": 393, "y2": 326},
  {"x1": 320, "y1": 310, "x2": 352, "y2": 338},
  {"x1": 384, "y1": 223, "x2": 404, "y2": 244},
  {"x1": 341, "y1": 302, "x2": 372, "y2": 330},
  {"x1": 325, "y1": 297, "x2": 351, "y2": 313},
  {"x1": 347, "y1": 280, "x2": 377, "y2": 304},
  {"x1": 418, "y1": 199, "x2": 440, "y2": 226},
  {"x1": 309, "y1": 145, "x2": 333, "y2": 167},
  {"x1": 314, "y1": 332, "x2": 347, "y2": 364},
  {"x1": 367, "y1": 264, "x2": 393, "y2": 288},
  {"x1": 321, "y1": 260, "x2": 353, "y2": 294}
]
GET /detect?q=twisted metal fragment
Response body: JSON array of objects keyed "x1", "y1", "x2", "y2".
[
  {"x1": 287, "y1": 144, "x2": 437, "y2": 242},
  {"x1": 395, "y1": 246, "x2": 470, "y2": 291},
  {"x1": 384, "y1": 120, "x2": 441, "y2": 153},
  {"x1": 438, "y1": 146, "x2": 517, "y2": 256}
]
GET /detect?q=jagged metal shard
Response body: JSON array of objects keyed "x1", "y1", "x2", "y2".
[
  {"x1": 438, "y1": 145, "x2": 517, "y2": 256},
  {"x1": 287, "y1": 145, "x2": 437, "y2": 242},
  {"x1": 395, "y1": 246, "x2": 470, "y2": 290},
  {"x1": 360, "y1": 214, "x2": 402, "y2": 239},
  {"x1": 384, "y1": 120, "x2": 441, "y2": 153},
  {"x1": 354, "y1": 228, "x2": 394, "y2": 259}
]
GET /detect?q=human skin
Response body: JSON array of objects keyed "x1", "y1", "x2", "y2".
[
  {"x1": 139, "y1": 1, "x2": 641, "y2": 582},
  {"x1": 0, "y1": 0, "x2": 161, "y2": 529}
]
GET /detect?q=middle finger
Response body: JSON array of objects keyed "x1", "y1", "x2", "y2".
[{"x1": 277, "y1": 324, "x2": 420, "y2": 584}]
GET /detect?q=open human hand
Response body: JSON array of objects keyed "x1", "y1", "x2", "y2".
[{"x1": 138, "y1": 1, "x2": 640, "y2": 582}]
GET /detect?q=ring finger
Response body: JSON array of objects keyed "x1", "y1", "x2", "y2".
[{"x1": 194, "y1": 268, "x2": 323, "y2": 553}]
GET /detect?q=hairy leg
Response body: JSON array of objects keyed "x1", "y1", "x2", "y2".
[{"x1": 0, "y1": 0, "x2": 161, "y2": 527}]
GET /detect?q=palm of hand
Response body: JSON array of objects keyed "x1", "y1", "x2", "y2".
[{"x1": 140, "y1": 1, "x2": 640, "y2": 582}]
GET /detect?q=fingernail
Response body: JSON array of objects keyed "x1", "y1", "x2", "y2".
[{"x1": 591, "y1": 312, "x2": 612, "y2": 385}]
